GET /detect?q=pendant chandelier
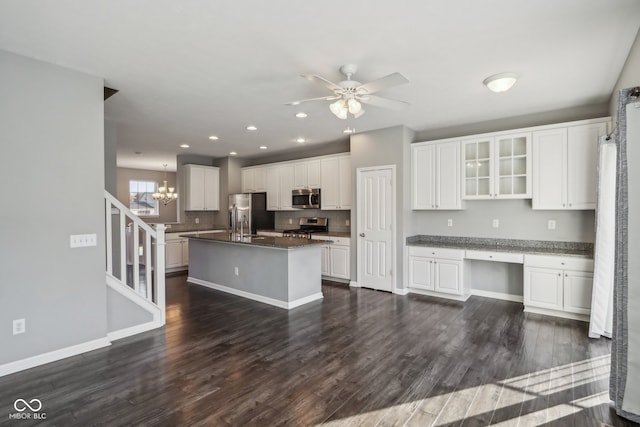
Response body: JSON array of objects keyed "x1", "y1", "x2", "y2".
[{"x1": 152, "y1": 164, "x2": 178, "y2": 205}]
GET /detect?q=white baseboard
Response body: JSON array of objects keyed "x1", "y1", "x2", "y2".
[
  {"x1": 349, "y1": 281, "x2": 360, "y2": 288},
  {"x1": 470, "y1": 289, "x2": 524, "y2": 303},
  {"x1": 394, "y1": 287, "x2": 409, "y2": 295},
  {"x1": 0, "y1": 337, "x2": 111, "y2": 377},
  {"x1": 524, "y1": 306, "x2": 590, "y2": 322},
  {"x1": 407, "y1": 287, "x2": 471, "y2": 302},
  {"x1": 107, "y1": 320, "x2": 163, "y2": 342},
  {"x1": 188, "y1": 277, "x2": 323, "y2": 310}
]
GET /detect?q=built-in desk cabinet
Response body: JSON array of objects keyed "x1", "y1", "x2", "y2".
[
  {"x1": 407, "y1": 246, "x2": 466, "y2": 298},
  {"x1": 184, "y1": 165, "x2": 220, "y2": 211},
  {"x1": 411, "y1": 140, "x2": 462, "y2": 210},
  {"x1": 524, "y1": 255, "x2": 593, "y2": 320},
  {"x1": 532, "y1": 121, "x2": 607, "y2": 210}
]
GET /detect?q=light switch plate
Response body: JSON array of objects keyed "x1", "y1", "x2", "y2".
[
  {"x1": 548, "y1": 220, "x2": 556, "y2": 230},
  {"x1": 13, "y1": 318, "x2": 25, "y2": 335},
  {"x1": 447, "y1": 219, "x2": 453, "y2": 227},
  {"x1": 70, "y1": 234, "x2": 97, "y2": 248},
  {"x1": 492, "y1": 219, "x2": 499, "y2": 228}
]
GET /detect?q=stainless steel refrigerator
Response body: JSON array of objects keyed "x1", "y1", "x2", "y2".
[{"x1": 228, "y1": 192, "x2": 274, "y2": 235}]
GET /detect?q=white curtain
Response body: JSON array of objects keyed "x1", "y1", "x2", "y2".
[{"x1": 589, "y1": 137, "x2": 616, "y2": 338}]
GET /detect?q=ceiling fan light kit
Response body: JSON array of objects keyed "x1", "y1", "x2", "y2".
[
  {"x1": 483, "y1": 72, "x2": 519, "y2": 93},
  {"x1": 288, "y1": 63, "x2": 409, "y2": 120}
]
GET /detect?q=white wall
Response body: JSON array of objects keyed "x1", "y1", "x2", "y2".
[
  {"x1": 0, "y1": 50, "x2": 107, "y2": 365},
  {"x1": 610, "y1": 29, "x2": 640, "y2": 117}
]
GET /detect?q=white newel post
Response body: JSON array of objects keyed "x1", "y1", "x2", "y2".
[{"x1": 155, "y1": 224, "x2": 166, "y2": 325}]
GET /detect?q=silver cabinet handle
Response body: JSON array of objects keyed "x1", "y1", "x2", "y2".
[{"x1": 359, "y1": 233, "x2": 365, "y2": 237}]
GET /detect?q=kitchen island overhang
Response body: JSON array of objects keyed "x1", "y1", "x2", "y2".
[{"x1": 185, "y1": 233, "x2": 329, "y2": 309}]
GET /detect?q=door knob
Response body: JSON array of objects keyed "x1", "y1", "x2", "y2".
[{"x1": 359, "y1": 233, "x2": 365, "y2": 237}]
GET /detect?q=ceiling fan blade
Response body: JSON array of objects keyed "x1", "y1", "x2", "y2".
[
  {"x1": 358, "y1": 94, "x2": 409, "y2": 110},
  {"x1": 301, "y1": 74, "x2": 342, "y2": 92},
  {"x1": 285, "y1": 95, "x2": 340, "y2": 106},
  {"x1": 356, "y1": 72, "x2": 409, "y2": 94}
]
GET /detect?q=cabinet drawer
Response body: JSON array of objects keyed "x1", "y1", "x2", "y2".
[
  {"x1": 408, "y1": 246, "x2": 464, "y2": 261},
  {"x1": 524, "y1": 255, "x2": 593, "y2": 271},
  {"x1": 465, "y1": 250, "x2": 524, "y2": 264}
]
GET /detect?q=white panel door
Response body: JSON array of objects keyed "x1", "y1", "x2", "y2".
[
  {"x1": 358, "y1": 167, "x2": 394, "y2": 292},
  {"x1": 563, "y1": 270, "x2": 593, "y2": 315},
  {"x1": 532, "y1": 129, "x2": 567, "y2": 209},
  {"x1": 567, "y1": 123, "x2": 605, "y2": 209},
  {"x1": 436, "y1": 142, "x2": 461, "y2": 209}
]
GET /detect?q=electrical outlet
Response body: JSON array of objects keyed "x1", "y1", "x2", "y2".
[
  {"x1": 548, "y1": 220, "x2": 556, "y2": 230},
  {"x1": 492, "y1": 219, "x2": 499, "y2": 228},
  {"x1": 70, "y1": 234, "x2": 97, "y2": 248},
  {"x1": 234, "y1": 266, "x2": 239, "y2": 276},
  {"x1": 346, "y1": 219, "x2": 350, "y2": 226},
  {"x1": 288, "y1": 218, "x2": 293, "y2": 224},
  {"x1": 13, "y1": 318, "x2": 25, "y2": 335},
  {"x1": 195, "y1": 218, "x2": 199, "y2": 224},
  {"x1": 447, "y1": 219, "x2": 453, "y2": 227}
]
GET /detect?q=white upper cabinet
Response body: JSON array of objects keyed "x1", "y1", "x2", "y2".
[
  {"x1": 321, "y1": 155, "x2": 351, "y2": 210},
  {"x1": 293, "y1": 159, "x2": 321, "y2": 189},
  {"x1": 462, "y1": 132, "x2": 531, "y2": 200},
  {"x1": 184, "y1": 164, "x2": 219, "y2": 211},
  {"x1": 532, "y1": 121, "x2": 607, "y2": 210},
  {"x1": 241, "y1": 167, "x2": 266, "y2": 193},
  {"x1": 412, "y1": 140, "x2": 462, "y2": 210},
  {"x1": 265, "y1": 163, "x2": 296, "y2": 211}
]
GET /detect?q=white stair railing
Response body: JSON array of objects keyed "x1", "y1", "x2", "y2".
[{"x1": 104, "y1": 191, "x2": 166, "y2": 324}]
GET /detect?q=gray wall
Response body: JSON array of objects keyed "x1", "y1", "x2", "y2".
[
  {"x1": 610, "y1": 28, "x2": 640, "y2": 118},
  {"x1": 0, "y1": 50, "x2": 107, "y2": 365},
  {"x1": 106, "y1": 288, "x2": 153, "y2": 332},
  {"x1": 350, "y1": 126, "x2": 414, "y2": 290},
  {"x1": 117, "y1": 167, "x2": 178, "y2": 223}
]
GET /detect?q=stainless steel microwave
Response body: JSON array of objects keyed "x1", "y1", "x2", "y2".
[{"x1": 292, "y1": 189, "x2": 320, "y2": 209}]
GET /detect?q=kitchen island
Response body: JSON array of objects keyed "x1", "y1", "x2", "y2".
[{"x1": 184, "y1": 232, "x2": 328, "y2": 309}]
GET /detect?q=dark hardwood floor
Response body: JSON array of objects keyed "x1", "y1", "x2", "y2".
[{"x1": 1, "y1": 273, "x2": 637, "y2": 426}]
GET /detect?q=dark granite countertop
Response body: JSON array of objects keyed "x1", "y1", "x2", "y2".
[
  {"x1": 256, "y1": 229, "x2": 351, "y2": 238},
  {"x1": 183, "y1": 232, "x2": 327, "y2": 249},
  {"x1": 407, "y1": 235, "x2": 593, "y2": 258},
  {"x1": 165, "y1": 225, "x2": 228, "y2": 233}
]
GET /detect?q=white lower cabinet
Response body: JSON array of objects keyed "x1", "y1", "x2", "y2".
[
  {"x1": 524, "y1": 255, "x2": 594, "y2": 318},
  {"x1": 313, "y1": 235, "x2": 351, "y2": 281},
  {"x1": 166, "y1": 233, "x2": 189, "y2": 270},
  {"x1": 408, "y1": 246, "x2": 466, "y2": 298}
]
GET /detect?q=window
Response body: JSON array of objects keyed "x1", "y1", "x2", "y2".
[{"x1": 129, "y1": 180, "x2": 159, "y2": 216}]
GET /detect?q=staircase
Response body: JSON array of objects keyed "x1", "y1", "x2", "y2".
[{"x1": 104, "y1": 191, "x2": 166, "y2": 340}]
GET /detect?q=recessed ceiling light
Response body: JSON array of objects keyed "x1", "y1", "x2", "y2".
[
  {"x1": 209, "y1": 135, "x2": 219, "y2": 140},
  {"x1": 259, "y1": 145, "x2": 268, "y2": 150},
  {"x1": 180, "y1": 144, "x2": 190, "y2": 148},
  {"x1": 296, "y1": 138, "x2": 305, "y2": 143},
  {"x1": 295, "y1": 112, "x2": 308, "y2": 118},
  {"x1": 246, "y1": 125, "x2": 257, "y2": 131},
  {"x1": 229, "y1": 151, "x2": 238, "y2": 156},
  {"x1": 483, "y1": 72, "x2": 519, "y2": 93},
  {"x1": 343, "y1": 127, "x2": 355, "y2": 134}
]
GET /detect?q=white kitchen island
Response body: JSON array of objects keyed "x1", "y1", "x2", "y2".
[{"x1": 185, "y1": 233, "x2": 326, "y2": 309}]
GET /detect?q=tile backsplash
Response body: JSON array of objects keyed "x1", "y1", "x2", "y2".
[{"x1": 274, "y1": 210, "x2": 351, "y2": 233}]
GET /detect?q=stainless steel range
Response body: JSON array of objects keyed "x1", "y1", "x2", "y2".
[{"x1": 282, "y1": 217, "x2": 328, "y2": 239}]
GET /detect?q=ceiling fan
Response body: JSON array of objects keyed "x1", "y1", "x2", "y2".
[{"x1": 286, "y1": 64, "x2": 409, "y2": 119}]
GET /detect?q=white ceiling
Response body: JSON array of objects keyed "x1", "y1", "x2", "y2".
[{"x1": 1, "y1": 0, "x2": 639, "y2": 171}]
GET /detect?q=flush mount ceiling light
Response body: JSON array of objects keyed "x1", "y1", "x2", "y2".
[
  {"x1": 179, "y1": 144, "x2": 190, "y2": 148},
  {"x1": 483, "y1": 72, "x2": 519, "y2": 93},
  {"x1": 246, "y1": 125, "x2": 257, "y2": 131},
  {"x1": 295, "y1": 112, "x2": 308, "y2": 118},
  {"x1": 209, "y1": 135, "x2": 219, "y2": 140}
]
